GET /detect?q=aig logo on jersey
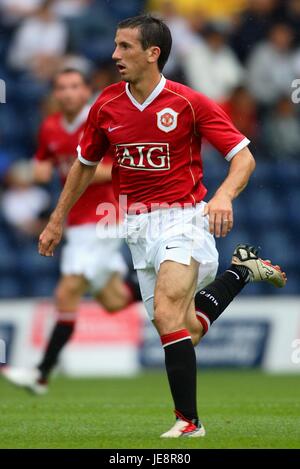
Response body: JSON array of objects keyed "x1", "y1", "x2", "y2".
[
  {"x1": 157, "y1": 108, "x2": 178, "y2": 133},
  {"x1": 116, "y1": 143, "x2": 170, "y2": 171}
]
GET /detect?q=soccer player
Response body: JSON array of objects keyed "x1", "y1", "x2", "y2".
[
  {"x1": 37, "y1": 16, "x2": 286, "y2": 436},
  {"x1": 2, "y1": 68, "x2": 139, "y2": 394}
]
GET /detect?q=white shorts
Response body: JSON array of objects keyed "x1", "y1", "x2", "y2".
[
  {"x1": 61, "y1": 223, "x2": 127, "y2": 292},
  {"x1": 124, "y1": 202, "x2": 219, "y2": 320}
]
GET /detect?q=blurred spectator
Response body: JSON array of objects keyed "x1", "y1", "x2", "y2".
[
  {"x1": 0, "y1": 148, "x2": 14, "y2": 183},
  {"x1": 157, "y1": 0, "x2": 201, "y2": 80},
  {"x1": 65, "y1": 0, "x2": 115, "y2": 63},
  {"x1": 148, "y1": 0, "x2": 247, "y2": 21},
  {"x1": 52, "y1": 0, "x2": 90, "y2": 19},
  {"x1": 0, "y1": 0, "x2": 90, "y2": 26},
  {"x1": 221, "y1": 85, "x2": 258, "y2": 142},
  {"x1": 91, "y1": 60, "x2": 120, "y2": 98},
  {"x1": 1, "y1": 160, "x2": 50, "y2": 237},
  {"x1": 8, "y1": 0, "x2": 68, "y2": 80},
  {"x1": 231, "y1": 0, "x2": 282, "y2": 63},
  {"x1": 247, "y1": 22, "x2": 296, "y2": 107},
  {"x1": 0, "y1": 0, "x2": 42, "y2": 26},
  {"x1": 261, "y1": 95, "x2": 300, "y2": 159},
  {"x1": 283, "y1": 0, "x2": 300, "y2": 45},
  {"x1": 59, "y1": 54, "x2": 94, "y2": 77},
  {"x1": 183, "y1": 22, "x2": 244, "y2": 102}
]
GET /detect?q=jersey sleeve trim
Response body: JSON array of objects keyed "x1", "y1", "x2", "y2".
[
  {"x1": 225, "y1": 137, "x2": 250, "y2": 162},
  {"x1": 77, "y1": 144, "x2": 98, "y2": 166}
]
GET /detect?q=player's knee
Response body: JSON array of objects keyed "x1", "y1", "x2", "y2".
[
  {"x1": 153, "y1": 304, "x2": 184, "y2": 335},
  {"x1": 55, "y1": 280, "x2": 82, "y2": 310},
  {"x1": 96, "y1": 287, "x2": 130, "y2": 313},
  {"x1": 154, "y1": 291, "x2": 188, "y2": 334},
  {"x1": 98, "y1": 297, "x2": 124, "y2": 313}
]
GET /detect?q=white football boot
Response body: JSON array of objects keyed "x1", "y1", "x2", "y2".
[
  {"x1": 1, "y1": 367, "x2": 48, "y2": 395},
  {"x1": 232, "y1": 244, "x2": 287, "y2": 288},
  {"x1": 161, "y1": 416, "x2": 206, "y2": 438}
]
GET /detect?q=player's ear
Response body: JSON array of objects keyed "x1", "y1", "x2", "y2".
[{"x1": 147, "y1": 46, "x2": 161, "y2": 65}]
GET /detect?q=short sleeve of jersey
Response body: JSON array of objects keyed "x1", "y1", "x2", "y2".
[
  {"x1": 194, "y1": 92, "x2": 250, "y2": 161},
  {"x1": 35, "y1": 121, "x2": 52, "y2": 161},
  {"x1": 77, "y1": 102, "x2": 109, "y2": 166}
]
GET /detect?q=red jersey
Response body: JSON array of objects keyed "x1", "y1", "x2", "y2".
[
  {"x1": 35, "y1": 106, "x2": 118, "y2": 226},
  {"x1": 77, "y1": 77, "x2": 250, "y2": 212}
]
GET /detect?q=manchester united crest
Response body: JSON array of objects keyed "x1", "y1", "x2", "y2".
[{"x1": 157, "y1": 108, "x2": 178, "y2": 133}]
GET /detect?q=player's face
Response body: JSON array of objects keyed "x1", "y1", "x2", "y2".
[
  {"x1": 54, "y1": 73, "x2": 91, "y2": 115},
  {"x1": 112, "y1": 27, "x2": 155, "y2": 83}
]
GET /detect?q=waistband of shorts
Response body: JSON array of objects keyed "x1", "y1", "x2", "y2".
[{"x1": 126, "y1": 201, "x2": 204, "y2": 215}]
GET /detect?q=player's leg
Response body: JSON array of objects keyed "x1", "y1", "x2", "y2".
[
  {"x1": 92, "y1": 243, "x2": 142, "y2": 312},
  {"x1": 185, "y1": 276, "x2": 204, "y2": 347},
  {"x1": 1, "y1": 274, "x2": 88, "y2": 394},
  {"x1": 94, "y1": 272, "x2": 133, "y2": 312},
  {"x1": 37, "y1": 274, "x2": 88, "y2": 382},
  {"x1": 153, "y1": 261, "x2": 204, "y2": 347},
  {"x1": 153, "y1": 258, "x2": 205, "y2": 437},
  {"x1": 194, "y1": 244, "x2": 287, "y2": 338}
]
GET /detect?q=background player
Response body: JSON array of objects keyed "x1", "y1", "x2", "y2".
[
  {"x1": 37, "y1": 16, "x2": 286, "y2": 436},
  {"x1": 2, "y1": 68, "x2": 140, "y2": 394}
]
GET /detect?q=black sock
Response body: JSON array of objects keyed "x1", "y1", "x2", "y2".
[
  {"x1": 38, "y1": 321, "x2": 75, "y2": 380},
  {"x1": 195, "y1": 264, "x2": 250, "y2": 333},
  {"x1": 161, "y1": 329, "x2": 198, "y2": 422}
]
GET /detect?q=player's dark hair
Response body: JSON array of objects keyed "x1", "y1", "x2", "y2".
[
  {"x1": 117, "y1": 15, "x2": 172, "y2": 72},
  {"x1": 53, "y1": 68, "x2": 91, "y2": 87}
]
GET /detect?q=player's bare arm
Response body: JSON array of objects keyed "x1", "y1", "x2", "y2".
[
  {"x1": 204, "y1": 147, "x2": 256, "y2": 238},
  {"x1": 33, "y1": 160, "x2": 54, "y2": 184},
  {"x1": 92, "y1": 161, "x2": 112, "y2": 184},
  {"x1": 39, "y1": 159, "x2": 97, "y2": 257}
]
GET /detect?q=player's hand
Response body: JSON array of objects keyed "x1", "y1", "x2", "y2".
[
  {"x1": 203, "y1": 193, "x2": 233, "y2": 238},
  {"x1": 38, "y1": 218, "x2": 63, "y2": 257}
]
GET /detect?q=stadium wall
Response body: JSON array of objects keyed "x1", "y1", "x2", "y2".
[{"x1": 0, "y1": 298, "x2": 300, "y2": 374}]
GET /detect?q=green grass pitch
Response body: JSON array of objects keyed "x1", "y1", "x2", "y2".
[{"x1": 0, "y1": 370, "x2": 300, "y2": 449}]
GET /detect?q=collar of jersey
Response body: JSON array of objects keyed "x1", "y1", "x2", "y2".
[
  {"x1": 61, "y1": 104, "x2": 90, "y2": 134},
  {"x1": 125, "y1": 75, "x2": 166, "y2": 112}
]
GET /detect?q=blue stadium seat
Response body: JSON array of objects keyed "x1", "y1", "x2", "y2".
[
  {"x1": 17, "y1": 243, "x2": 60, "y2": 276},
  {"x1": 0, "y1": 245, "x2": 17, "y2": 274},
  {"x1": 217, "y1": 228, "x2": 258, "y2": 261},
  {"x1": 0, "y1": 226, "x2": 17, "y2": 274},
  {"x1": 247, "y1": 187, "x2": 284, "y2": 225},
  {"x1": 285, "y1": 188, "x2": 300, "y2": 229},
  {"x1": 256, "y1": 230, "x2": 295, "y2": 270},
  {"x1": 240, "y1": 282, "x2": 266, "y2": 296},
  {"x1": 105, "y1": 0, "x2": 146, "y2": 21},
  {"x1": 250, "y1": 161, "x2": 274, "y2": 186},
  {"x1": 273, "y1": 161, "x2": 300, "y2": 186},
  {"x1": 0, "y1": 105, "x2": 26, "y2": 144},
  {"x1": 24, "y1": 275, "x2": 57, "y2": 297},
  {"x1": 0, "y1": 276, "x2": 22, "y2": 298},
  {"x1": 232, "y1": 195, "x2": 251, "y2": 227}
]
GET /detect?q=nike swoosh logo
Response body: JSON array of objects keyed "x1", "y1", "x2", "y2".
[
  {"x1": 166, "y1": 246, "x2": 179, "y2": 250},
  {"x1": 108, "y1": 125, "x2": 123, "y2": 132},
  {"x1": 227, "y1": 269, "x2": 240, "y2": 280}
]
